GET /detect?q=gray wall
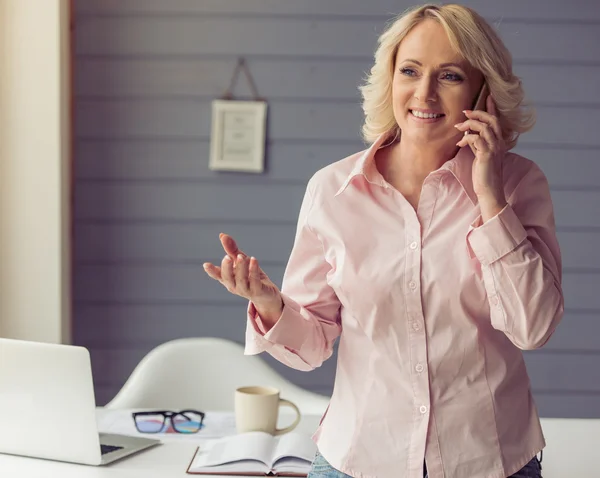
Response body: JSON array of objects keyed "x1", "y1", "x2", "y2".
[{"x1": 73, "y1": 0, "x2": 600, "y2": 415}]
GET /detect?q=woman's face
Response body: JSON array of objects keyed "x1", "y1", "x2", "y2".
[{"x1": 392, "y1": 19, "x2": 484, "y2": 147}]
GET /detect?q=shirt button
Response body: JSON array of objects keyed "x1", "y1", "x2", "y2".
[
  {"x1": 415, "y1": 363, "x2": 424, "y2": 373},
  {"x1": 409, "y1": 241, "x2": 418, "y2": 250},
  {"x1": 491, "y1": 296, "x2": 499, "y2": 306},
  {"x1": 419, "y1": 405, "x2": 428, "y2": 414},
  {"x1": 412, "y1": 321, "x2": 421, "y2": 331},
  {"x1": 409, "y1": 281, "x2": 417, "y2": 290}
]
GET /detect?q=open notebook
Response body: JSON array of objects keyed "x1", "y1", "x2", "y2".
[{"x1": 186, "y1": 431, "x2": 317, "y2": 476}]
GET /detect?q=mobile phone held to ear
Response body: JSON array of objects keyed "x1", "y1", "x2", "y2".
[
  {"x1": 472, "y1": 82, "x2": 489, "y2": 112},
  {"x1": 467, "y1": 82, "x2": 489, "y2": 153}
]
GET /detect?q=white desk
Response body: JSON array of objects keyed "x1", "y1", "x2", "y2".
[
  {"x1": 0, "y1": 415, "x2": 598, "y2": 477},
  {"x1": 0, "y1": 411, "x2": 321, "y2": 478},
  {"x1": 535, "y1": 417, "x2": 599, "y2": 477}
]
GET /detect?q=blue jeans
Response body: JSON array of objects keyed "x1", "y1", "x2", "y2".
[{"x1": 307, "y1": 451, "x2": 543, "y2": 477}]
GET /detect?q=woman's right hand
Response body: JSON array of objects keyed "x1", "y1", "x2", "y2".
[{"x1": 203, "y1": 233, "x2": 283, "y2": 316}]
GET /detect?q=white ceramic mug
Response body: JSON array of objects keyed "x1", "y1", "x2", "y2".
[{"x1": 234, "y1": 386, "x2": 301, "y2": 435}]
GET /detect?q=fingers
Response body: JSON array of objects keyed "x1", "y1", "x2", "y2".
[
  {"x1": 233, "y1": 255, "x2": 264, "y2": 297},
  {"x1": 235, "y1": 254, "x2": 250, "y2": 295},
  {"x1": 221, "y1": 255, "x2": 236, "y2": 292},
  {"x1": 203, "y1": 256, "x2": 248, "y2": 295},
  {"x1": 459, "y1": 109, "x2": 502, "y2": 139},
  {"x1": 456, "y1": 133, "x2": 488, "y2": 152},
  {"x1": 204, "y1": 234, "x2": 258, "y2": 299},
  {"x1": 220, "y1": 233, "x2": 246, "y2": 260},
  {"x1": 202, "y1": 262, "x2": 222, "y2": 281},
  {"x1": 455, "y1": 120, "x2": 496, "y2": 149},
  {"x1": 248, "y1": 257, "x2": 263, "y2": 294},
  {"x1": 249, "y1": 257, "x2": 260, "y2": 278}
]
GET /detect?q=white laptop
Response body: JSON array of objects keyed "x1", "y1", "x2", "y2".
[{"x1": 0, "y1": 337, "x2": 160, "y2": 465}]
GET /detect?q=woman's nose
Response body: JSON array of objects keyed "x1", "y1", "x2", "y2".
[{"x1": 414, "y1": 77, "x2": 437, "y2": 103}]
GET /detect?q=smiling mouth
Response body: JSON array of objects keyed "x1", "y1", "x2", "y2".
[{"x1": 409, "y1": 110, "x2": 445, "y2": 119}]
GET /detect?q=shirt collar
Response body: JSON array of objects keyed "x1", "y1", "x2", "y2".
[
  {"x1": 443, "y1": 145, "x2": 478, "y2": 205},
  {"x1": 335, "y1": 133, "x2": 391, "y2": 197},
  {"x1": 335, "y1": 132, "x2": 479, "y2": 205}
]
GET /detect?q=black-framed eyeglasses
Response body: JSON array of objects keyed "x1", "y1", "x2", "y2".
[{"x1": 132, "y1": 410, "x2": 205, "y2": 434}]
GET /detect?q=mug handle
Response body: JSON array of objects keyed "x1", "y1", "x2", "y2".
[{"x1": 274, "y1": 399, "x2": 301, "y2": 435}]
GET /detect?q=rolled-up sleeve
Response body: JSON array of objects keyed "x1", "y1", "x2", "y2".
[
  {"x1": 244, "y1": 178, "x2": 342, "y2": 370},
  {"x1": 466, "y1": 163, "x2": 564, "y2": 350}
]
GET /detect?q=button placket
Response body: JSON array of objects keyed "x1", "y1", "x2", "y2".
[{"x1": 404, "y1": 218, "x2": 430, "y2": 432}]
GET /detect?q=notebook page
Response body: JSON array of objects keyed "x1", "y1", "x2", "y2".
[
  {"x1": 191, "y1": 432, "x2": 274, "y2": 469},
  {"x1": 271, "y1": 433, "x2": 317, "y2": 466},
  {"x1": 191, "y1": 460, "x2": 268, "y2": 474},
  {"x1": 272, "y1": 457, "x2": 313, "y2": 475}
]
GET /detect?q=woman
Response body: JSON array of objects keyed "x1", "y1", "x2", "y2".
[{"x1": 203, "y1": 4, "x2": 563, "y2": 478}]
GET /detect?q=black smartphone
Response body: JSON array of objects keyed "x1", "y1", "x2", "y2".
[
  {"x1": 472, "y1": 82, "x2": 489, "y2": 112},
  {"x1": 467, "y1": 82, "x2": 489, "y2": 153}
]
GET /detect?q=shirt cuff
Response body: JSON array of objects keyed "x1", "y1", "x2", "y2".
[
  {"x1": 245, "y1": 300, "x2": 278, "y2": 355},
  {"x1": 466, "y1": 204, "x2": 528, "y2": 266},
  {"x1": 246, "y1": 293, "x2": 308, "y2": 352},
  {"x1": 244, "y1": 295, "x2": 315, "y2": 370},
  {"x1": 247, "y1": 298, "x2": 286, "y2": 335}
]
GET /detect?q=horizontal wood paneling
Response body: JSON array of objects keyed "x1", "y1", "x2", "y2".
[
  {"x1": 73, "y1": 264, "x2": 599, "y2": 307},
  {"x1": 74, "y1": 222, "x2": 295, "y2": 263},
  {"x1": 73, "y1": 223, "x2": 600, "y2": 270},
  {"x1": 74, "y1": 58, "x2": 367, "y2": 101},
  {"x1": 73, "y1": 263, "x2": 285, "y2": 302},
  {"x1": 74, "y1": 0, "x2": 600, "y2": 22},
  {"x1": 75, "y1": 58, "x2": 600, "y2": 107},
  {"x1": 73, "y1": 0, "x2": 600, "y2": 416},
  {"x1": 74, "y1": 16, "x2": 600, "y2": 63},
  {"x1": 74, "y1": 182, "x2": 600, "y2": 229},
  {"x1": 74, "y1": 304, "x2": 598, "y2": 353},
  {"x1": 74, "y1": 140, "x2": 600, "y2": 189},
  {"x1": 73, "y1": 183, "x2": 306, "y2": 222},
  {"x1": 533, "y1": 394, "x2": 600, "y2": 419},
  {"x1": 74, "y1": 141, "x2": 361, "y2": 181},
  {"x1": 75, "y1": 304, "x2": 249, "y2": 347},
  {"x1": 75, "y1": 100, "x2": 600, "y2": 147},
  {"x1": 551, "y1": 191, "x2": 600, "y2": 229}
]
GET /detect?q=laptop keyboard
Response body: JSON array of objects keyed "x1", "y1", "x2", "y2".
[{"x1": 100, "y1": 444, "x2": 124, "y2": 455}]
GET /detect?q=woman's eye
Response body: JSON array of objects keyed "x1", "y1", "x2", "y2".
[
  {"x1": 442, "y1": 72, "x2": 463, "y2": 82},
  {"x1": 400, "y1": 68, "x2": 416, "y2": 77}
]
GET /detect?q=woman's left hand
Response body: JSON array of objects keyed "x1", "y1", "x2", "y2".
[{"x1": 454, "y1": 95, "x2": 507, "y2": 214}]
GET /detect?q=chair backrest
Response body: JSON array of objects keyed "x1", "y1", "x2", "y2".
[{"x1": 105, "y1": 337, "x2": 330, "y2": 415}]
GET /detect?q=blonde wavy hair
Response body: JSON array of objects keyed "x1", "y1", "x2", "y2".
[{"x1": 359, "y1": 3, "x2": 535, "y2": 150}]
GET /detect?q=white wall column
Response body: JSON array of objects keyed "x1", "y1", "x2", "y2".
[{"x1": 0, "y1": 0, "x2": 72, "y2": 343}]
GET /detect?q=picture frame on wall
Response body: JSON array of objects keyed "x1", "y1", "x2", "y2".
[{"x1": 209, "y1": 100, "x2": 268, "y2": 173}]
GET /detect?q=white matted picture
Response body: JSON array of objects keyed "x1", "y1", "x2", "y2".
[{"x1": 209, "y1": 100, "x2": 268, "y2": 173}]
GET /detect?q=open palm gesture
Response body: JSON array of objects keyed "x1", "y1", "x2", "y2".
[{"x1": 203, "y1": 233, "x2": 281, "y2": 308}]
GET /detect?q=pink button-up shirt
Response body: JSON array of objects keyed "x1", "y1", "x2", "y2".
[{"x1": 245, "y1": 133, "x2": 564, "y2": 478}]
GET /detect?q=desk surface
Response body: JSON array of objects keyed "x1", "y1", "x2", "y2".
[
  {"x1": 0, "y1": 414, "x2": 598, "y2": 477},
  {"x1": 0, "y1": 410, "x2": 321, "y2": 478}
]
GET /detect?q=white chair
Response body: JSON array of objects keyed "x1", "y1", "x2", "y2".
[{"x1": 105, "y1": 337, "x2": 330, "y2": 415}]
